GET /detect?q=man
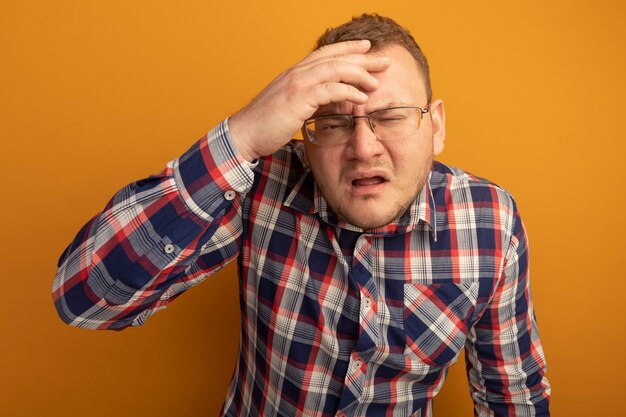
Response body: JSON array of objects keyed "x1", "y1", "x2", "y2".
[{"x1": 53, "y1": 14, "x2": 550, "y2": 417}]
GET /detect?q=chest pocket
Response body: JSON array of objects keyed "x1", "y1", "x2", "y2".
[{"x1": 403, "y1": 282, "x2": 479, "y2": 368}]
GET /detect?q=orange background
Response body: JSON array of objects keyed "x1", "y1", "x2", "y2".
[{"x1": 1, "y1": 1, "x2": 625, "y2": 416}]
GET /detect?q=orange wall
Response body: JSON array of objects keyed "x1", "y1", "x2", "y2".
[{"x1": 1, "y1": 1, "x2": 625, "y2": 416}]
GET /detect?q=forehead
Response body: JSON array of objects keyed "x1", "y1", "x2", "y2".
[{"x1": 315, "y1": 44, "x2": 427, "y2": 116}]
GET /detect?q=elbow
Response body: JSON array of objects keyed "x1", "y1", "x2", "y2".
[
  {"x1": 52, "y1": 270, "x2": 136, "y2": 331},
  {"x1": 52, "y1": 293, "x2": 135, "y2": 331}
]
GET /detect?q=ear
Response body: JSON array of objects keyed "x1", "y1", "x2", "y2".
[{"x1": 428, "y1": 99, "x2": 446, "y2": 156}]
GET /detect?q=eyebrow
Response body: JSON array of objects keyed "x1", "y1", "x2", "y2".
[
  {"x1": 313, "y1": 100, "x2": 413, "y2": 117},
  {"x1": 313, "y1": 103, "x2": 353, "y2": 117},
  {"x1": 368, "y1": 99, "x2": 414, "y2": 110}
]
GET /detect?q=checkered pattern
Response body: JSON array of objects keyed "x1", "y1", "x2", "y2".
[{"x1": 53, "y1": 120, "x2": 550, "y2": 416}]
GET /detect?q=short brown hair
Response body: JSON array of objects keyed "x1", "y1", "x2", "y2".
[{"x1": 315, "y1": 13, "x2": 432, "y2": 103}]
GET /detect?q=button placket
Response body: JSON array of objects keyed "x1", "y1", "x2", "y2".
[
  {"x1": 350, "y1": 353, "x2": 364, "y2": 374},
  {"x1": 338, "y1": 352, "x2": 366, "y2": 413}
]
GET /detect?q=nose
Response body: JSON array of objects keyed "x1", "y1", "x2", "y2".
[
  {"x1": 352, "y1": 115, "x2": 376, "y2": 134},
  {"x1": 346, "y1": 117, "x2": 384, "y2": 161}
]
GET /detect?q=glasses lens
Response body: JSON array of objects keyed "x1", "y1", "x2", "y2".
[
  {"x1": 306, "y1": 115, "x2": 352, "y2": 145},
  {"x1": 369, "y1": 107, "x2": 420, "y2": 140}
]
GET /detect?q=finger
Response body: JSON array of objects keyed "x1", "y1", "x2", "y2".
[
  {"x1": 300, "y1": 57, "x2": 391, "y2": 92},
  {"x1": 305, "y1": 82, "x2": 370, "y2": 110},
  {"x1": 300, "y1": 52, "x2": 391, "y2": 76},
  {"x1": 299, "y1": 39, "x2": 372, "y2": 64}
]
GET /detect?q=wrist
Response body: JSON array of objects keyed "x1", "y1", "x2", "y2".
[{"x1": 227, "y1": 113, "x2": 260, "y2": 163}]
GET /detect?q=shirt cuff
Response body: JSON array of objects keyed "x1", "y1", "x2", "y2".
[{"x1": 173, "y1": 119, "x2": 255, "y2": 221}]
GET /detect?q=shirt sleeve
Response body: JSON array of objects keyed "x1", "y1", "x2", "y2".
[
  {"x1": 465, "y1": 203, "x2": 551, "y2": 416},
  {"x1": 52, "y1": 119, "x2": 254, "y2": 330}
]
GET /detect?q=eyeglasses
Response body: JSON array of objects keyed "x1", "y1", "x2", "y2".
[{"x1": 303, "y1": 106, "x2": 429, "y2": 145}]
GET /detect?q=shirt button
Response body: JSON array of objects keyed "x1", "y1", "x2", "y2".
[
  {"x1": 164, "y1": 244, "x2": 175, "y2": 254},
  {"x1": 224, "y1": 190, "x2": 236, "y2": 200},
  {"x1": 362, "y1": 297, "x2": 371, "y2": 309}
]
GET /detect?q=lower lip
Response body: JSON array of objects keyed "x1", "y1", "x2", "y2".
[{"x1": 349, "y1": 180, "x2": 387, "y2": 196}]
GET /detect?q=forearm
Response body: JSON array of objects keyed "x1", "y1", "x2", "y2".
[{"x1": 52, "y1": 120, "x2": 254, "y2": 330}]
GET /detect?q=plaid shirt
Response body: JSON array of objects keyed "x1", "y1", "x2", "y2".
[{"x1": 53, "y1": 120, "x2": 550, "y2": 416}]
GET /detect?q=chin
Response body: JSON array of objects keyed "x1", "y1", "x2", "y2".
[
  {"x1": 340, "y1": 208, "x2": 405, "y2": 231},
  {"x1": 337, "y1": 191, "x2": 421, "y2": 230}
]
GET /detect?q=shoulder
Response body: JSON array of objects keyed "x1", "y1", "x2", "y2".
[
  {"x1": 250, "y1": 140, "x2": 311, "y2": 197},
  {"x1": 256, "y1": 140, "x2": 306, "y2": 177},
  {"x1": 429, "y1": 161, "x2": 521, "y2": 244},
  {"x1": 430, "y1": 161, "x2": 518, "y2": 211}
]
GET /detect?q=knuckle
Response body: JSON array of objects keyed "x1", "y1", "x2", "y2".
[
  {"x1": 285, "y1": 70, "x2": 306, "y2": 92},
  {"x1": 327, "y1": 59, "x2": 340, "y2": 72},
  {"x1": 316, "y1": 43, "x2": 334, "y2": 53},
  {"x1": 322, "y1": 82, "x2": 336, "y2": 93}
]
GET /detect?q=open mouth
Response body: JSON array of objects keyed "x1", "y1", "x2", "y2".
[
  {"x1": 352, "y1": 176, "x2": 386, "y2": 187},
  {"x1": 349, "y1": 175, "x2": 388, "y2": 196}
]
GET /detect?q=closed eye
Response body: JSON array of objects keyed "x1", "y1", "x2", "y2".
[
  {"x1": 321, "y1": 123, "x2": 350, "y2": 130},
  {"x1": 315, "y1": 117, "x2": 352, "y2": 131},
  {"x1": 376, "y1": 116, "x2": 406, "y2": 125}
]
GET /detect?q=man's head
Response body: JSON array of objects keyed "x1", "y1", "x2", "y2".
[
  {"x1": 303, "y1": 14, "x2": 446, "y2": 231},
  {"x1": 315, "y1": 13, "x2": 432, "y2": 103}
]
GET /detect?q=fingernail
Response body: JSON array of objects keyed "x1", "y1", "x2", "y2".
[
  {"x1": 359, "y1": 40, "x2": 370, "y2": 46},
  {"x1": 378, "y1": 56, "x2": 391, "y2": 64}
]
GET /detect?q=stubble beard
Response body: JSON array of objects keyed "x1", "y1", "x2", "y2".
[{"x1": 317, "y1": 155, "x2": 433, "y2": 231}]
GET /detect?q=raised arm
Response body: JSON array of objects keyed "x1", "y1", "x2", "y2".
[
  {"x1": 52, "y1": 40, "x2": 390, "y2": 330},
  {"x1": 52, "y1": 121, "x2": 253, "y2": 329}
]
